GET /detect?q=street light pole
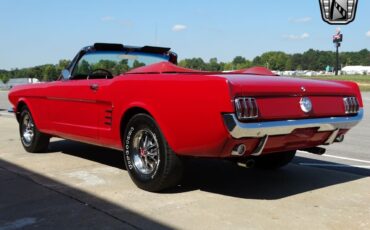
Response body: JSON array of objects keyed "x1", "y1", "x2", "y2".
[
  {"x1": 335, "y1": 42, "x2": 339, "y2": 76},
  {"x1": 333, "y1": 28, "x2": 343, "y2": 76}
]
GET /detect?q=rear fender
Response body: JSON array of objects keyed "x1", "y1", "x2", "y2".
[{"x1": 120, "y1": 102, "x2": 174, "y2": 148}]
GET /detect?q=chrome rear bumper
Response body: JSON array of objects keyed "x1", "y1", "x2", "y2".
[
  {"x1": 223, "y1": 109, "x2": 363, "y2": 139},
  {"x1": 223, "y1": 109, "x2": 363, "y2": 155}
]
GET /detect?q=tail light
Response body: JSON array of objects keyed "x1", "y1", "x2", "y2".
[
  {"x1": 343, "y1": 97, "x2": 359, "y2": 114},
  {"x1": 234, "y1": 97, "x2": 259, "y2": 120}
]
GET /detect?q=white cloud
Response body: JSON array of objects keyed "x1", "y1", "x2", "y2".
[
  {"x1": 283, "y1": 32, "x2": 310, "y2": 40},
  {"x1": 366, "y1": 31, "x2": 370, "y2": 37},
  {"x1": 172, "y1": 24, "x2": 187, "y2": 32},
  {"x1": 290, "y1": 17, "x2": 312, "y2": 23},
  {"x1": 118, "y1": 19, "x2": 133, "y2": 27},
  {"x1": 101, "y1": 16, "x2": 114, "y2": 22},
  {"x1": 100, "y1": 16, "x2": 132, "y2": 28},
  {"x1": 301, "y1": 33, "x2": 310, "y2": 39}
]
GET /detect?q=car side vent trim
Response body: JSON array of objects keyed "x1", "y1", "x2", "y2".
[
  {"x1": 105, "y1": 109, "x2": 113, "y2": 126},
  {"x1": 234, "y1": 97, "x2": 259, "y2": 120}
]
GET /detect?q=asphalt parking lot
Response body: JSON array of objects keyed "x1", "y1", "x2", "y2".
[{"x1": 0, "y1": 90, "x2": 369, "y2": 229}]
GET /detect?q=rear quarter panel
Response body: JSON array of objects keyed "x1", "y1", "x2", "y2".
[
  {"x1": 110, "y1": 74, "x2": 234, "y2": 156},
  {"x1": 330, "y1": 80, "x2": 363, "y2": 107}
]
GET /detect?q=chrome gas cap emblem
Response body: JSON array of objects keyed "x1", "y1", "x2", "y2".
[{"x1": 300, "y1": 97, "x2": 312, "y2": 113}]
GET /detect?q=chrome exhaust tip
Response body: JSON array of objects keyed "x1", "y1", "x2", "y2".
[
  {"x1": 300, "y1": 147, "x2": 326, "y2": 155},
  {"x1": 334, "y1": 134, "x2": 344, "y2": 143},
  {"x1": 231, "y1": 144, "x2": 247, "y2": 156},
  {"x1": 237, "y1": 159, "x2": 255, "y2": 168}
]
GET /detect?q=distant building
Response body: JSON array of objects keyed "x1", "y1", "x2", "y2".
[
  {"x1": 5, "y1": 78, "x2": 40, "y2": 89},
  {"x1": 0, "y1": 80, "x2": 5, "y2": 89},
  {"x1": 341, "y1": 66, "x2": 370, "y2": 75}
]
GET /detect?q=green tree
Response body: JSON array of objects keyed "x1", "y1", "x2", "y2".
[
  {"x1": 132, "y1": 60, "x2": 145, "y2": 69},
  {"x1": 208, "y1": 58, "x2": 221, "y2": 71},
  {"x1": 0, "y1": 72, "x2": 10, "y2": 83},
  {"x1": 57, "y1": 59, "x2": 71, "y2": 72},
  {"x1": 42, "y1": 64, "x2": 58, "y2": 81},
  {"x1": 178, "y1": 58, "x2": 206, "y2": 70},
  {"x1": 252, "y1": 56, "x2": 262, "y2": 66},
  {"x1": 232, "y1": 56, "x2": 246, "y2": 66},
  {"x1": 223, "y1": 62, "x2": 234, "y2": 71},
  {"x1": 75, "y1": 60, "x2": 91, "y2": 75},
  {"x1": 113, "y1": 59, "x2": 130, "y2": 75},
  {"x1": 256, "y1": 51, "x2": 290, "y2": 70}
]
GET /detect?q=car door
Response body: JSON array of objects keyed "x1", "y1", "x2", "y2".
[
  {"x1": 46, "y1": 78, "x2": 101, "y2": 143},
  {"x1": 46, "y1": 51, "x2": 119, "y2": 143}
]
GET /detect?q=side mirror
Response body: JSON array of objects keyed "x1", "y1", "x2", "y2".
[{"x1": 61, "y1": 69, "x2": 71, "y2": 80}]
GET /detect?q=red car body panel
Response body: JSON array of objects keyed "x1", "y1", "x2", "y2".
[{"x1": 8, "y1": 61, "x2": 363, "y2": 157}]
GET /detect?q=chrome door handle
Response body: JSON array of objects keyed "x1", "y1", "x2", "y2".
[{"x1": 90, "y1": 84, "x2": 99, "y2": 91}]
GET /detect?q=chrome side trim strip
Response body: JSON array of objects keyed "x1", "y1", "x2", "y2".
[
  {"x1": 223, "y1": 109, "x2": 363, "y2": 139},
  {"x1": 46, "y1": 96, "x2": 97, "y2": 104}
]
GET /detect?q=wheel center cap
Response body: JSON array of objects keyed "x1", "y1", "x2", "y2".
[{"x1": 140, "y1": 148, "x2": 146, "y2": 157}]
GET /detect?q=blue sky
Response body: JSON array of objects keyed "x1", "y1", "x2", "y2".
[{"x1": 0, "y1": 0, "x2": 369, "y2": 70}]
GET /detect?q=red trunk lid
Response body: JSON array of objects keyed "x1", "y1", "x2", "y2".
[
  {"x1": 222, "y1": 74, "x2": 355, "y2": 97},
  {"x1": 219, "y1": 74, "x2": 358, "y2": 120}
]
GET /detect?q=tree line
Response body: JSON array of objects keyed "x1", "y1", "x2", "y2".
[
  {"x1": 178, "y1": 49, "x2": 370, "y2": 72},
  {"x1": 1, "y1": 49, "x2": 369, "y2": 83},
  {"x1": 0, "y1": 60, "x2": 70, "y2": 83}
]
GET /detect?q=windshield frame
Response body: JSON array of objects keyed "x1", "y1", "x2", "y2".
[
  {"x1": 69, "y1": 50, "x2": 170, "y2": 80},
  {"x1": 59, "y1": 43, "x2": 177, "y2": 81}
]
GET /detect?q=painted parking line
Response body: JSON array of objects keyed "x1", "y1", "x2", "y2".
[
  {"x1": 299, "y1": 163, "x2": 370, "y2": 169},
  {"x1": 297, "y1": 150, "x2": 370, "y2": 164},
  {"x1": 322, "y1": 154, "x2": 370, "y2": 164}
]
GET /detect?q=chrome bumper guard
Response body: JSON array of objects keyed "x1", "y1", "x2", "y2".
[{"x1": 223, "y1": 109, "x2": 363, "y2": 155}]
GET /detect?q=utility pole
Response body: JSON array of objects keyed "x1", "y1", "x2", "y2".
[
  {"x1": 333, "y1": 28, "x2": 343, "y2": 76},
  {"x1": 335, "y1": 42, "x2": 339, "y2": 75}
]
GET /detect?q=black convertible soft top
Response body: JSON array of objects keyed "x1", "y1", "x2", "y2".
[{"x1": 91, "y1": 43, "x2": 171, "y2": 54}]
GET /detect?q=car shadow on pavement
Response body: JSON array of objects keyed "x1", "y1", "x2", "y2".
[
  {"x1": 48, "y1": 139, "x2": 367, "y2": 200},
  {"x1": 175, "y1": 157, "x2": 367, "y2": 199},
  {"x1": 48, "y1": 139, "x2": 125, "y2": 170},
  {"x1": 0, "y1": 159, "x2": 172, "y2": 230}
]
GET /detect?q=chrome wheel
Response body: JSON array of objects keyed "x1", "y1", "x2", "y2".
[
  {"x1": 132, "y1": 129, "x2": 160, "y2": 175},
  {"x1": 124, "y1": 113, "x2": 184, "y2": 192},
  {"x1": 21, "y1": 112, "x2": 34, "y2": 147}
]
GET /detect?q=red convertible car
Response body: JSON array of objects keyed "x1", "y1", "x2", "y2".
[{"x1": 8, "y1": 43, "x2": 363, "y2": 191}]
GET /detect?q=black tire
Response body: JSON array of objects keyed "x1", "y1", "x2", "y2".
[
  {"x1": 254, "y1": 150, "x2": 296, "y2": 170},
  {"x1": 123, "y1": 113, "x2": 183, "y2": 192},
  {"x1": 19, "y1": 107, "x2": 50, "y2": 153}
]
